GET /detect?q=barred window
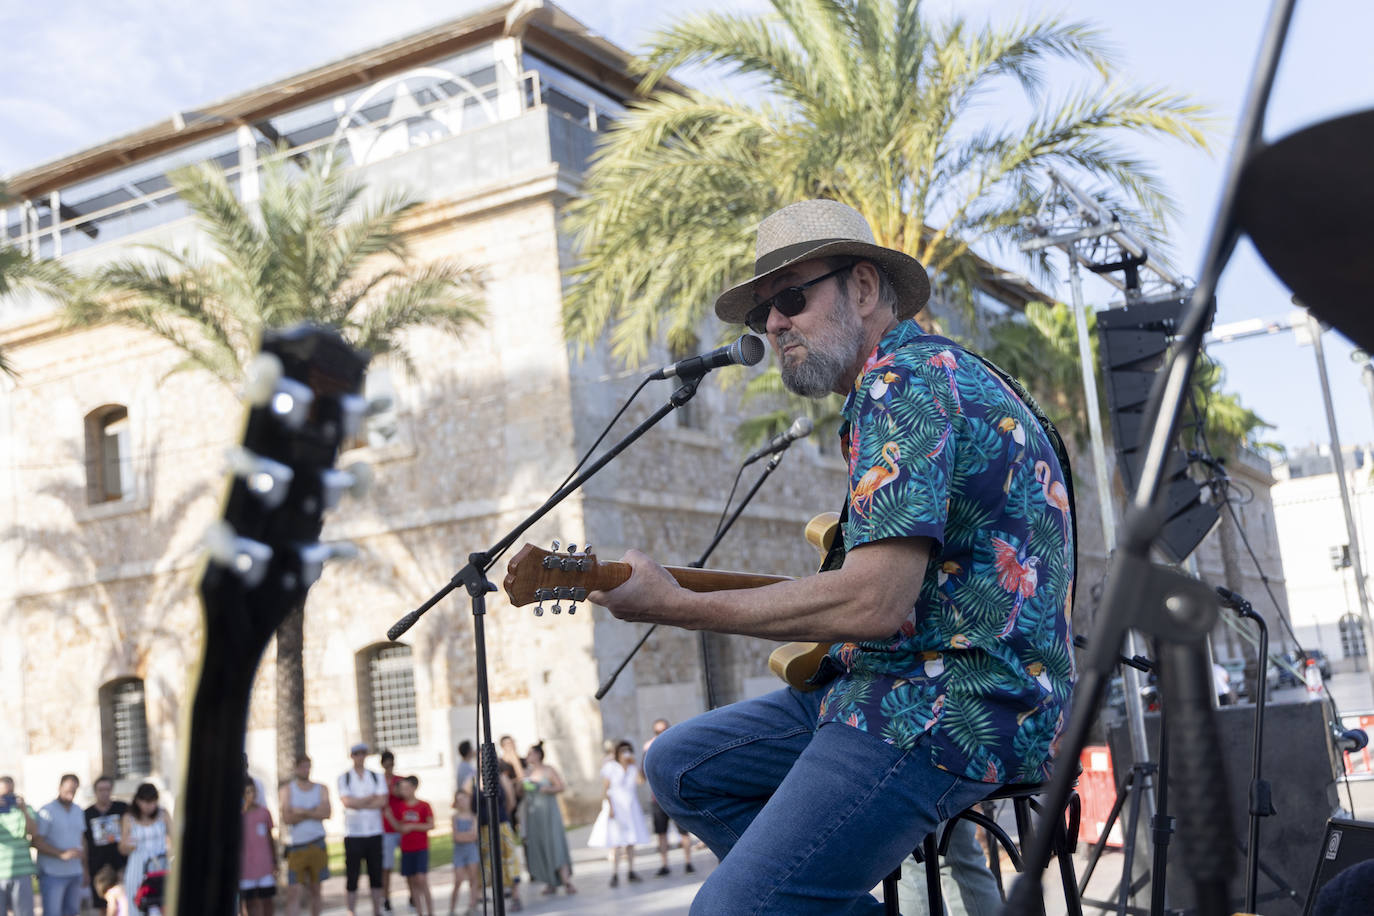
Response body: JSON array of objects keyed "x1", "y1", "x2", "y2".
[
  {"x1": 357, "y1": 643, "x2": 420, "y2": 749},
  {"x1": 1340, "y1": 613, "x2": 1367, "y2": 659},
  {"x1": 85, "y1": 405, "x2": 133, "y2": 503},
  {"x1": 100, "y1": 678, "x2": 152, "y2": 778}
]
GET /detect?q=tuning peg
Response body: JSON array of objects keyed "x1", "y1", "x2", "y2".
[
  {"x1": 293, "y1": 541, "x2": 359, "y2": 589},
  {"x1": 339, "y1": 393, "x2": 368, "y2": 443},
  {"x1": 567, "y1": 543, "x2": 578, "y2": 554},
  {"x1": 551, "y1": 601, "x2": 562, "y2": 615},
  {"x1": 320, "y1": 462, "x2": 373, "y2": 509},
  {"x1": 203, "y1": 521, "x2": 273, "y2": 589},
  {"x1": 567, "y1": 602, "x2": 578, "y2": 615},
  {"x1": 244, "y1": 353, "x2": 284, "y2": 406},
  {"x1": 226, "y1": 447, "x2": 295, "y2": 509},
  {"x1": 550, "y1": 540, "x2": 561, "y2": 552},
  {"x1": 583, "y1": 544, "x2": 593, "y2": 556},
  {"x1": 268, "y1": 377, "x2": 315, "y2": 430}
]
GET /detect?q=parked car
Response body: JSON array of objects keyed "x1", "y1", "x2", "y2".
[{"x1": 1270, "y1": 649, "x2": 1332, "y2": 688}]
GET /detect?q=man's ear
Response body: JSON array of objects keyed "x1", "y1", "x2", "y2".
[{"x1": 850, "y1": 260, "x2": 883, "y2": 318}]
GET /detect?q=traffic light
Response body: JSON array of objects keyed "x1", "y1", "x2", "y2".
[{"x1": 1097, "y1": 294, "x2": 1219, "y2": 563}]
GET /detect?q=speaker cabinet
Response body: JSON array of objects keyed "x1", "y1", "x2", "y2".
[
  {"x1": 1107, "y1": 698, "x2": 1342, "y2": 913},
  {"x1": 1303, "y1": 818, "x2": 1374, "y2": 915}
]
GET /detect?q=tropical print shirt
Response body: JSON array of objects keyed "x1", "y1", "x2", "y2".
[{"x1": 816, "y1": 320, "x2": 1076, "y2": 784}]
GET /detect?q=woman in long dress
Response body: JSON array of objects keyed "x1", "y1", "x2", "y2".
[
  {"x1": 587, "y1": 740, "x2": 649, "y2": 886},
  {"x1": 519, "y1": 743, "x2": 575, "y2": 896},
  {"x1": 119, "y1": 783, "x2": 172, "y2": 914}
]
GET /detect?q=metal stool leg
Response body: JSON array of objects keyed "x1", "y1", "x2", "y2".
[{"x1": 882, "y1": 865, "x2": 902, "y2": 916}]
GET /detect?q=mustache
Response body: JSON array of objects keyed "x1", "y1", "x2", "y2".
[{"x1": 775, "y1": 330, "x2": 809, "y2": 350}]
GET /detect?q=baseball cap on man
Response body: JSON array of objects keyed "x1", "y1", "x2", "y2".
[
  {"x1": 714, "y1": 199, "x2": 930, "y2": 325},
  {"x1": 349, "y1": 742, "x2": 368, "y2": 755}
]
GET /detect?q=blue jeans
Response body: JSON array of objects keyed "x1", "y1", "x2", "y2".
[
  {"x1": 37, "y1": 873, "x2": 82, "y2": 916},
  {"x1": 644, "y1": 687, "x2": 998, "y2": 915}
]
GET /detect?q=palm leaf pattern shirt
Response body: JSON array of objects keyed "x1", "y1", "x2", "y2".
[{"x1": 818, "y1": 321, "x2": 1076, "y2": 784}]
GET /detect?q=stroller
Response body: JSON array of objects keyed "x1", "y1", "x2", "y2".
[{"x1": 132, "y1": 860, "x2": 166, "y2": 915}]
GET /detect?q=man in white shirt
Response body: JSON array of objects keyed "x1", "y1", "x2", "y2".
[{"x1": 338, "y1": 743, "x2": 388, "y2": 916}]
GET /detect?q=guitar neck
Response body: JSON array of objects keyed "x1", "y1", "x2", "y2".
[{"x1": 607, "y1": 563, "x2": 790, "y2": 594}]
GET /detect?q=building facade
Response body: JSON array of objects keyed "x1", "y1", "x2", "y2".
[{"x1": 1271, "y1": 444, "x2": 1374, "y2": 663}]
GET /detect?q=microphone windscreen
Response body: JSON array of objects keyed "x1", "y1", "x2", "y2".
[
  {"x1": 736, "y1": 334, "x2": 765, "y2": 366},
  {"x1": 788, "y1": 416, "x2": 813, "y2": 440}
]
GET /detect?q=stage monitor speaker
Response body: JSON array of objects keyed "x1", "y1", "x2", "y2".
[
  {"x1": 1303, "y1": 818, "x2": 1374, "y2": 916},
  {"x1": 1107, "y1": 698, "x2": 1342, "y2": 913}
]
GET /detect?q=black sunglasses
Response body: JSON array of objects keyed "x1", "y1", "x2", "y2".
[{"x1": 744, "y1": 263, "x2": 853, "y2": 334}]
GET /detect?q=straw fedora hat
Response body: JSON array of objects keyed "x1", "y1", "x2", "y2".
[{"x1": 714, "y1": 199, "x2": 931, "y2": 324}]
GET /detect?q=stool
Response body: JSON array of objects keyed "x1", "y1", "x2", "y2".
[{"x1": 881, "y1": 782, "x2": 1083, "y2": 916}]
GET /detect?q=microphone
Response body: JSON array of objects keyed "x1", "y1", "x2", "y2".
[
  {"x1": 650, "y1": 335, "x2": 765, "y2": 380},
  {"x1": 743, "y1": 417, "x2": 813, "y2": 466}
]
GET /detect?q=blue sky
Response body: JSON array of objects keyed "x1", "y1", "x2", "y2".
[{"x1": 3, "y1": 0, "x2": 1370, "y2": 454}]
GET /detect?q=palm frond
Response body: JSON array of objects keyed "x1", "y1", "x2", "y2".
[
  {"x1": 74, "y1": 150, "x2": 484, "y2": 383},
  {"x1": 562, "y1": 0, "x2": 1213, "y2": 370}
]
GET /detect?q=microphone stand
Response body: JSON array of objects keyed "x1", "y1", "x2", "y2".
[
  {"x1": 388, "y1": 376, "x2": 702, "y2": 914},
  {"x1": 1218, "y1": 588, "x2": 1275, "y2": 916},
  {"x1": 596, "y1": 449, "x2": 791, "y2": 705}
]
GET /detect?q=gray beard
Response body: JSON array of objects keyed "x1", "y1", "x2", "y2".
[{"x1": 778, "y1": 301, "x2": 864, "y2": 398}]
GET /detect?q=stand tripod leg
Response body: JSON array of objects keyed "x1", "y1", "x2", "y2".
[
  {"x1": 1078, "y1": 762, "x2": 1166, "y2": 916},
  {"x1": 1078, "y1": 767, "x2": 1137, "y2": 892}
]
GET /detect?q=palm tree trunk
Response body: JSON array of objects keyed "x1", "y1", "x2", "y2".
[{"x1": 276, "y1": 602, "x2": 308, "y2": 783}]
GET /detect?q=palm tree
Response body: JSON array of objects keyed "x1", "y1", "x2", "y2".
[
  {"x1": 561, "y1": 0, "x2": 1210, "y2": 368},
  {"x1": 68, "y1": 152, "x2": 484, "y2": 778}
]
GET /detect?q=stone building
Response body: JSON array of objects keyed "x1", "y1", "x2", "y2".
[
  {"x1": 0, "y1": 0, "x2": 1034, "y2": 824},
  {"x1": 0, "y1": 0, "x2": 1291, "y2": 833}
]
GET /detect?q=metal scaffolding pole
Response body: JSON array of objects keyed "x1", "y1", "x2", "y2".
[{"x1": 1308, "y1": 314, "x2": 1374, "y2": 698}]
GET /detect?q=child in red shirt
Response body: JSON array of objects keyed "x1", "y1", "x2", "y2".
[{"x1": 385, "y1": 775, "x2": 434, "y2": 916}]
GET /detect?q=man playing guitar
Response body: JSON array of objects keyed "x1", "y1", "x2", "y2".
[{"x1": 590, "y1": 199, "x2": 1076, "y2": 914}]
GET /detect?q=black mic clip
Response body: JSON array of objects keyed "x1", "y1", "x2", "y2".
[{"x1": 1215, "y1": 585, "x2": 1252, "y2": 612}]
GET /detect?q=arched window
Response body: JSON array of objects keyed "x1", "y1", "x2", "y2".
[
  {"x1": 99, "y1": 678, "x2": 152, "y2": 778},
  {"x1": 356, "y1": 643, "x2": 419, "y2": 749},
  {"x1": 84, "y1": 405, "x2": 132, "y2": 503}
]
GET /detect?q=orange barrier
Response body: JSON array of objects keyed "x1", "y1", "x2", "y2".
[
  {"x1": 1342, "y1": 714, "x2": 1374, "y2": 777},
  {"x1": 1077, "y1": 745, "x2": 1123, "y2": 847}
]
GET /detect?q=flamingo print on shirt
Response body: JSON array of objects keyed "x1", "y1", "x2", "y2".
[{"x1": 850, "y1": 441, "x2": 901, "y2": 517}]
